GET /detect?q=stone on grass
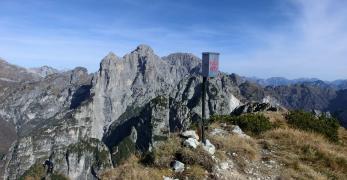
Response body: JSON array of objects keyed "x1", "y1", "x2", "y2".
[
  {"x1": 172, "y1": 160, "x2": 185, "y2": 173},
  {"x1": 202, "y1": 139, "x2": 216, "y2": 155},
  {"x1": 232, "y1": 126, "x2": 250, "y2": 138},
  {"x1": 184, "y1": 138, "x2": 200, "y2": 149}
]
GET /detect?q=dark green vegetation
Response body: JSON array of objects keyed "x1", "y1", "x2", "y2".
[
  {"x1": 19, "y1": 162, "x2": 45, "y2": 180},
  {"x1": 211, "y1": 113, "x2": 273, "y2": 135},
  {"x1": 67, "y1": 138, "x2": 111, "y2": 168},
  {"x1": 19, "y1": 162, "x2": 68, "y2": 180},
  {"x1": 286, "y1": 110, "x2": 340, "y2": 142},
  {"x1": 111, "y1": 136, "x2": 136, "y2": 166}
]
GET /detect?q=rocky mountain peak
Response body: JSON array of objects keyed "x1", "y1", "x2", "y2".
[
  {"x1": 132, "y1": 44, "x2": 154, "y2": 55},
  {"x1": 104, "y1": 52, "x2": 118, "y2": 61},
  {"x1": 164, "y1": 53, "x2": 200, "y2": 66}
]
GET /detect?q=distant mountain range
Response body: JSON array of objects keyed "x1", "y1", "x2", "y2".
[{"x1": 246, "y1": 77, "x2": 347, "y2": 90}]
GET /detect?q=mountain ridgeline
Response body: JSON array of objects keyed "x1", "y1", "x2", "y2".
[{"x1": 0, "y1": 45, "x2": 346, "y2": 179}]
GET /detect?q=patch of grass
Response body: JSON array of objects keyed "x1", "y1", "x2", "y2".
[
  {"x1": 175, "y1": 165, "x2": 207, "y2": 180},
  {"x1": 175, "y1": 146, "x2": 214, "y2": 172},
  {"x1": 262, "y1": 128, "x2": 347, "y2": 179},
  {"x1": 208, "y1": 133, "x2": 260, "y2": 169},
  {"x1": 148, "y1": 135, "x2": 181, "y2": 168},
  {"x1": 211, "y1": 113, "x2": 273, "y2": 135},
  {"x1": 286, "y1": 110, "x2": 340, "y2": 142},
  {"x1": 101, "y1": 155, "x2": 172, "y2": 180},
  {"x1": 50, "y1": 173, "x2": 69, "y2": 180}
]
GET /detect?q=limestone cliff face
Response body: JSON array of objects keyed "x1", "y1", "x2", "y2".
[{"x1": 79, "y1": 46, "x2": 201, "y2": 140}]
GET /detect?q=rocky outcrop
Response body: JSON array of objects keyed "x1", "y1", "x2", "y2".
[
  {"x1": 232, "y1": 102, "x2": 283, "y2": 116},
  {"x1": 27, "y1": 66, "x2": 60, "y2": 77}
]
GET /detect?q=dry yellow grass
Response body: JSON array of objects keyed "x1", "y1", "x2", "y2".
[
  {"x1": 152, "y1": 135, "x2": 181, "y2": 168},
  {"x1": 262, "y1": 128, "x2": 347, "y2": 179},
  {"x1": 175, "y1": 165, "x2": 207, "y2": 180},
  {"x1": 101, "y1": 155, "x2": 172, "y2": 180},
  {"x1": 262, "y1": 111, "x2": 288, "y2": 129},
  {"x1": 209, "y1": 133, "x2": 260, "y2": 161},
  {"x1": 208, "y1": 133, "x2": 260, "y2": 170}
]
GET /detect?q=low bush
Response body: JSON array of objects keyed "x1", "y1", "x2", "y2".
[
  {"x1": 286, "y1": 110, "x2": 340, "y2": 142},
  {"x1": 211, "y1": 113, "x2": 273, "y2": 135}
]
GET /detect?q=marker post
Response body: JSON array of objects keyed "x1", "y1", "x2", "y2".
[{"x1": 201, "y1": 52, "x2": 219, "y2": 144}]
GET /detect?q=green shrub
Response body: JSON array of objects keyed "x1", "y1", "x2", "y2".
[
  {"x1": 286, "y1": 110, "x2": 340, "y2": 142},
  {"x1": 19, "y1": 162, "x2": 45, "y2": 180},
  {"x1": 111, "y1": 136, "x2": 136, "y2": 166},
  {"x1": 211, "y1": 114, "x2": 273, "y2": 135},
  {"x1": 50, "y1": 173, "x2": 69, "y2": 180}
]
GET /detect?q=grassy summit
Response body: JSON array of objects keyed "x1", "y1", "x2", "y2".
[{"x1": 101, "y1": 111, "x2": 347, "y2": 180}]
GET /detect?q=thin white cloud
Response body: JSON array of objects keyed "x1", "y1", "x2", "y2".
[{"x1": 223, "y1": 0, "x2": 347, "y2": 80}]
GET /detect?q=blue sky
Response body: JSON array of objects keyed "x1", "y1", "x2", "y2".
[{"x1": 0, "y1": 0, "x2": 346, "y2": 80}]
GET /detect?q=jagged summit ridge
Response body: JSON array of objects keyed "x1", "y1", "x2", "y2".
[{"x1": 132, "y1": 44, "x2": 154, "y2": 55}]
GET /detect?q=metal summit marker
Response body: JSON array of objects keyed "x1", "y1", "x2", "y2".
[
  {"x1": 201, "y1": 52, "x2": 219, "y2": 144},
  {"x1": 202, "y1": 52, "x2": 219, "y2": 78}
]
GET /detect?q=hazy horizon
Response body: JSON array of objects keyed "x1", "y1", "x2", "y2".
[{"x1": 1, "y1": 0, "x2": 346, "y2": 81}]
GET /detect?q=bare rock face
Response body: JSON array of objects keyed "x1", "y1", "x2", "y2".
[{"x1": 0, "y1": 67, "x2": 92, "y2": 133}]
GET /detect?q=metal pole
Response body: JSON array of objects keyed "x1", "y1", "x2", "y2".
[{"x1": 201, "y1": 76, "x2": 207, "y2": 144}]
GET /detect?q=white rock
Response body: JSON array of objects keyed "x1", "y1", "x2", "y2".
[
  {"x1": 202, "y1": 139, "x2": 216, "y2": 155},
  {"x1": 232, "y1": 126, "x2": 250, "y2": 138},
  {"x1": 184, "y1": 138, "x2": 200, "y2": 149},
  {"x1": 210, "y1": 128, "x2": 227, "y2": 136},
  {"x1": 229, "y1": 94, "x2": 241, "y2": 112},
  {"x1": 173, "y1": 160, "x2": 185, "y2": 173},
  {"x1": 181, "y1": 130, "x2": 199, "y2": 140},
  {"x1": 220, "y1": 162, "x2": 229, "y2": 170}
]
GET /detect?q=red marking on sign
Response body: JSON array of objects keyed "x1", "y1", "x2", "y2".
[{"x1": 210, "y1": 60, "x2": 219, "y2": 72}]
